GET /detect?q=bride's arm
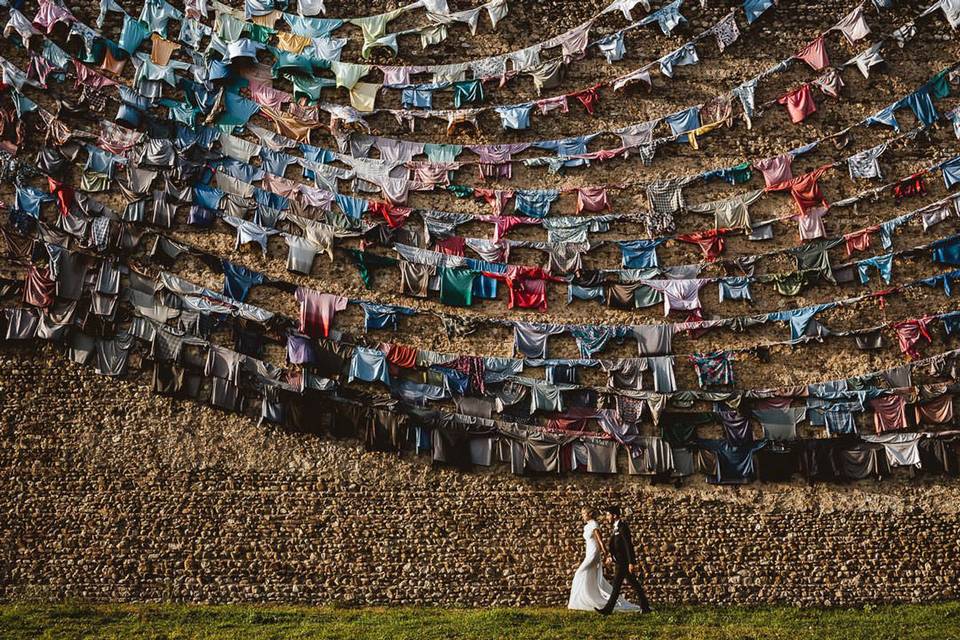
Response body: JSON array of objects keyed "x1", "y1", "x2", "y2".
[{"x1": 593, "y1": 530, "x2": 607, "y2": 558}]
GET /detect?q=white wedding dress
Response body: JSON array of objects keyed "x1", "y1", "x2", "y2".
[{"x1": 567, "y1": 520, "x2": 642, "y2": 611}]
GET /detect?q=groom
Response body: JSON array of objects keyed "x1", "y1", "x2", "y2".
[{"x1": 595, "y1": 505, "x2": 652, "y2": 615}]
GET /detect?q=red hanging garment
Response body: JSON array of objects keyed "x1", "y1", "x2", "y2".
[
  {"x1": 776, "y1": 84, "x2": 817, "y2": 123},
  {"x1": 23, "y1": 266, "x2": 55, "y2": 308},
  {"x1": 575, "y1": 186, "x2": 610, "y2": 213},
  {"x1": 891, "y1": 173, "x2": 927, "y2": 202},
  {"x1": 369, "y1": 200, "x2": 411, "y2": 229},
  {"x1": 433, "y1": 235, "x2": 466, "y2": 256},
  {"x1": 676, "y1": 228, "x2": 731, "y2": 261},
  {"x1": 891, "y1": 318, "x2": 933, "y2": 359},
  {"x1": 843, "y1": 227, "x2": 875, "y2": 255},
  {"x1": 571, "y1": 83, "x2": 602, "y2": 115},
  {"x1": 385, "y1": 343, "x2": 418, "y2": 368},
  {"x1": 794, "y1": 36, "x2": 830, "y2": 70},
  {"x1": 766, "y1": 165, "x2": 831, "y2": 214},
  {"x1": 47, "y1": 177, "x2": 74, "y2": 217}
]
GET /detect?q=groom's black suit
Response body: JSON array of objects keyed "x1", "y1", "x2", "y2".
[{"x1": 597, "y1": 519, "x2": 651, "y2": 614}]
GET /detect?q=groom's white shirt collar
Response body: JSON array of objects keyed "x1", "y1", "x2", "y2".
[{"x1": 613, "y1": 519, "x2": 620, "y2": 532}]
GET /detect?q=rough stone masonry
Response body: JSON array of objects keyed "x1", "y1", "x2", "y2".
[{"x1": 1, "y1": 0, "x2": 960, "y2": 608}]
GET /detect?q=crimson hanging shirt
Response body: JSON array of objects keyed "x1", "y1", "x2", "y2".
[
  {"x1": 777, "y1": 84, "x2": 817, "y2": 123},
  {"x1": 295, "y1": 287, "x2": 347, "y2": 338},
  {"x1": 766, "y1": 165, "x2": 831, "y2": 214},
  {"x1": 794, "y1": 36, "x2": 830, "y2": 70}
]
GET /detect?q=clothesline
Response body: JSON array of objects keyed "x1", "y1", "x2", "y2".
[
  {"x1": 24, "y1": 107, "x2": 960, "y2": 317},
  {"x1": 23, "y1": 8, "x2": 955, "y2": 208},
  {"x1": 24, "y1": 72, "x2": 960, "y2": 292},
  {"x1": 10, "y1": 167, "x2": 960, "y2": 375}
]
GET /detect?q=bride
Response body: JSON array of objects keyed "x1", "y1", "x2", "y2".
[{"x1": 567, "y1": 507, "x2": 643, "y2": 612}]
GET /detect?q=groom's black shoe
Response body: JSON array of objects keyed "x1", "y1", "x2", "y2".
[{"x1": 594, "y1": 608, "x2": 611, "y2": 616}]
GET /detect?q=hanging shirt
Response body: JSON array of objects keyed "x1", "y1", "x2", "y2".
[
  {"x1": 719, "y1": 277, "x2": 752, "y2": 302},
  {"x1": 439, "y1": 267, "x2": 476, "y2": 307},
  {"x1": 663, "y1": 106, "x2": 701, "y2": 143},
  {"x1": 643, "y1": 279, "x2": 708, "y2": 315},
  {"x1": 513, "y1": 323, "x2": 564, "y2": 358},
  {"x1": 767, "y1": 165, "x2": 831, "y2": 214},
  {"x1": 576, "y1": 186, "x2": 609, "y2": 213},
  {"x1": 514, "y1": 189, "x2": 560, "y2": 218},
  {"x1": 794, "y1": 35, "x2": 829, "y2": 70},
  {"x1": 848, "y1": 143, "x2": 886, "y2": 180},
  {"x1": 221, "y1": 260, "x2": 264, "y2": 302},
  {"x1": 349, "y1": 346, "x2": 390, "y2": 384},
  {"x1": 686, "y1": 189, "x2": 763, "y2": 231},
  {"x1": 777, "y1": 84, "x2": 817, "y2": 123},
  {"x1": 753, "y1": 407, "x2": 806, "y2": 441},
  {"x1": 857, "y1": 254, "x2": 894, "y2": 284},
  {"x1": 753, "y1": 154, "x2": 793, "y2": 187},
  {"x1": 869, "y1": 394, "x2": 909, "y2": 434},
  {"x1": 222, "y1": 216, "x2": 278, "y2": 254},
  {"x1": 689, "y1": 351, "x2": 735, "y2": 387},
  {"x1": 294, "y1": 287, "x2": 347, "y2": 338},
  {"x1": 697, "y1": 439, "x2": 767, "y2": 484},
  {"x1": 494, "y1": 104, "x2": 533, "y2": 130},
  {"x1": 891, "y1": 318, "x2": 932, "y2": 358}
]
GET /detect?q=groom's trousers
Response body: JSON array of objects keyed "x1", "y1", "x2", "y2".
[{"x1": 599, "y1": 564, "x2": 651, "y2": 614}]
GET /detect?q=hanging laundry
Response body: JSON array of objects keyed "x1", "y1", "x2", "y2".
[
  {"x1": 643, "y1": 279, "x2": 708, "y2": 316},
  {"x1": 640, "y1": 0, "x2": 686, "y2": 35},
  {"x1": 348, "y1": 346, "x2": 390, "y2": 385},
  {"x1": 891, "y1": 172, "x2": 927, "y2": 202},
  {"x1": 570, "y1": 187, "x2": 608, "y2": 213},
  {"x1": 848, "y1": 143, "x2": 886, "y2": 180},
  {"x1": 689, "y1": 351, "x2": 735, "y2": 387},
  {"x1": 777, "y1": 84, "x2": 817, "y2": 123},
  {"x1": 514, "y1": 189, "x2": 560, "y2": 218},
  {"x1": 598, "y1": 31, "x2": 626, "y2": 62},
  {"x1": 932, "y1": 235, "x2": 960, "y2": 265},
  {"x1": 570, "y1": 84, "x2": 601, "y2": 115},
  {"x1": 659, "y1": 43, "x2": 699, "y2": 78},
  {"x1": 452, "y1": 79, "x2": 484, "y2": 108},
  {"x1": 702, "y1": 162, "x2": 753, "y2": 185},
  {"x1": 794, "y1": 36, "x2": 830, "y2": 71},
  {"x1": 494, "y1": 104, "x2": 532, "y2": 130},
  {"x1": 686, "y1": 189, "x2": 762, "y2": 231},
  {"x1": 513, "y1": 323, "x2": 565, "y2": 358},
  {"x1": 719, "y1": 277, "x2": 752, "y2": 302},
  {"x1": 843, "y1": 228, "x2": 875, "y2": 256},
  {"x1": 897, "y1": 87, "x2": 938, "y2": 127},
  {"x1": 744, "y1": 0, "x2": 774, "y2": 23},
  {"x1": 891, "y1": 318, "x2": 932, "y2": 359},
  {"x1": 646, "y1": 178, "x2": 686, "y2": 214},
  {"x1": 221, "y1": 260, "x2": 264, "y2": 302},
  {"x1": 617, "y1": 239, "x2": 664, "y2": 269},
  {"x1": 793, "y1": 205, "x2": 829, "y2": 241},
  {"x1": 753, "y1": 154, "x2": 793, "y2": 187},
  {"x1": 868, "y1": 393, "x2": 909, "y2": 434},
  {"x1": 697, "y1": 439, "x2": 767, "y2": 484},
  {"x1": 813, "y1": 68, "x2": 846, "y2": 99},
  {"x1": 753, "y1": 407, "x2": 806, "y2": 441},
  {"x1": 833, "y1": 4, "x2": 871, "y2": 43},
  {"x1": 664, "y1": 106, "x2": 701, "y2": 143},
  {"x1": 711, "y1": 11, "x2": 741, "y2": 51},
  {"x1": 294, "y1": 287, "x2": 347, "y2": 338},
  {"x1": 857, "y1": 254, "x2": 894, "y2": 284},
  {"x1": 439, "y1": 267, "x2": 476, "y2": 307},
  {"x1": 766, "y1": 165, "x2": 830, "y2": 214},
  {"x1": 676, "y1": 229, "x2": 729, "y2": 261},
  {"x1": 769, "y1": 303, "x2": 835, "y2": 341}
]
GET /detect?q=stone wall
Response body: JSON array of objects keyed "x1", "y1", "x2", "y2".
[
  {"x1": 2, "y1": 0, "x2": 960, "y2": 608},
  {"x1": 2, "y1": 345, "x2": 959, "y2": 606}
]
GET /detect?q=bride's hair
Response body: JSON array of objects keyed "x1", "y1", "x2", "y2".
[{"x1": 581, "y1": 507, "x2": 597, "y2": 519}]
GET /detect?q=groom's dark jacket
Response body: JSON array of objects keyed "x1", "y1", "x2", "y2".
[{"x1": 609, "y1": 520, "x2": 637, "y2": 567}]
